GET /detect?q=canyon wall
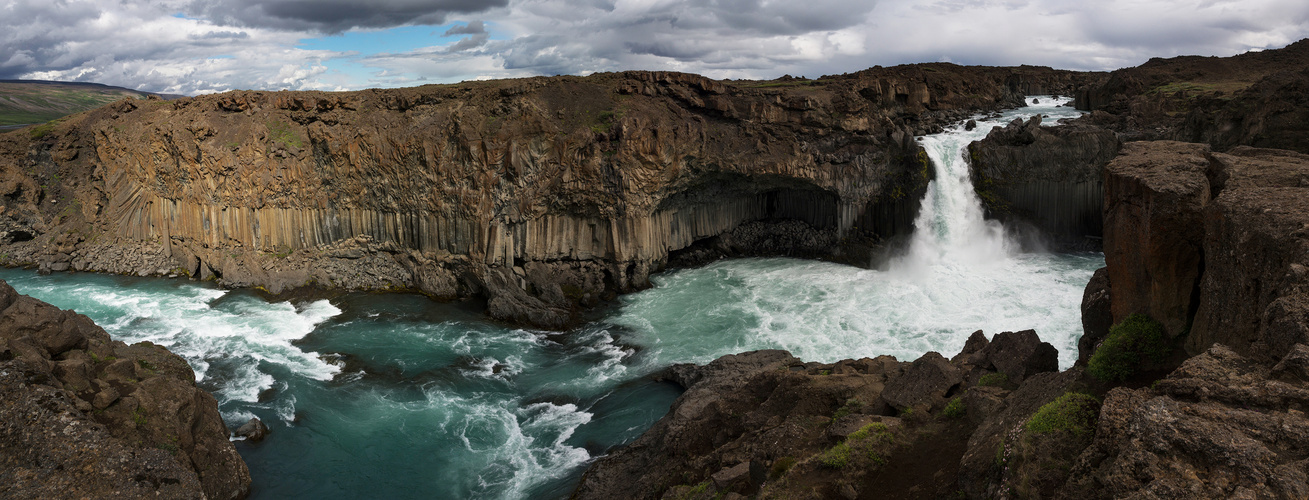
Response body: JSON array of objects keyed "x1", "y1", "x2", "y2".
[
  {"x1": 968, "y1": 116, "x2": 1120, "y2": 250},
  {"x1": 1099, "y1": 141, "x2": 1309, "y2": 359},
  {"x1": 0, "y1": 65, "x2": 1091, "y2": 326},
  {"x1": 574, "y1": 140, "x2": 1309, "y2": 499}
]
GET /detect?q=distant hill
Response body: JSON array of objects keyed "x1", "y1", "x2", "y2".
[{"x1": 0, "y1": 80, "x2": 181, "y2": 129}]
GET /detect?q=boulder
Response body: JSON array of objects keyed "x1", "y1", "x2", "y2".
[
  {"x1": 982, "y1": 330, "x2": 1058, "y2": 383},
  {"x1": 235, "y1": 417, "x2": 270, "y2": 443},
  {"x1": 881, "y1": 351, "x2": 961, "y2": 411}
]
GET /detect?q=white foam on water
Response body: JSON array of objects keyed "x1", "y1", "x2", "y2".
[
  {"x1": 18, "y1": 277, "x2": 342, "y2": 407},
  {"x1": 460, "y1": 355, "x2": 526, "y2": 382},
  {"x1": 420, "y1": 387, "x2": 592, "y2": 500}
]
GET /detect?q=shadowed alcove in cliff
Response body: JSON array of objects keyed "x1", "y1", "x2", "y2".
[{"x1": 655, "y1": 172, "x2": 847, "y2": 263}]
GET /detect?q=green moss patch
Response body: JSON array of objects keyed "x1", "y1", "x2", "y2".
[
  {"x1": 1025, "y1": 393, "x2": 1099, "y2": 436},
  {"x1": 1088, "y1": 313, "x2": 1169, "y2": 382}
]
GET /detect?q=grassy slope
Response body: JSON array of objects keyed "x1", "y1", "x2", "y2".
[{"x1": 0, "y1": 81, "x2": 152, "y2": 127}]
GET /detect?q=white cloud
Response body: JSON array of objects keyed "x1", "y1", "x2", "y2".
[{"x1": 1, "y1": 0, "x2": 1307, "y2": 94}]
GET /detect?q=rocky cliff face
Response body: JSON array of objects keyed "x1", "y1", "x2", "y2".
[
  {"x1": 0, "y1": 279, "x2": 249, "y2": 499},
  {"x1": 1065, "y1": 343, "x2": 1309, "y2": 499},
  {"x1": 1076, "y1": 38, "x2": 1309, "y2": 154},
  {"x1": 1100, "y1": 141, "x2": 1309, "y2": 358},
  {"x1": 968, "y1": 116, "x2": 1120, "y2": 250},
  {"x1": 0, "y1": 65, "x2": 1091, "y2": 327}
]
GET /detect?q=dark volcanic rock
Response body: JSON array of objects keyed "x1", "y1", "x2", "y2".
[
  {"x1": 1187, "y1": 146, "x2": 1309, "y2": 358},
  {"x1": 0, "y1": 280, "x2": 249, "y2": 499},
  {"x1": 881, "y1": 351, "x2": 961, "y2": 411},
  {"x1": 1101, "y1": 141, "x2": 1213, "y2": 339},
  {"x1": 1078, "y1": 267, "x2": 1113, "y2": 365},
  {"x1": 1102, "y1": 141, "x2": 1309, "y2": 358},
  {"x1": 981, "y1": 330, "x2": 1059, "y2": 384},
  {"x1": 1076, "y1": 39, "x2": 1309, "y2": 154},
  {"x1": 577, "y1": 330, "x2": 1072, "y2": 500},
  {"x1": 1065, "y1": 344, "x2": 1309, "y2": 498},
  {"x1": 235, "y1": 418, "x2": 269, "y2": 443},
  {"x1": 968, "y1": 116, "x2": 1120, "y2": 250}
]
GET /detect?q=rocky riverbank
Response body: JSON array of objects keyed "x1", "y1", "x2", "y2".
[
  {"x1": 0, "y1": 279, "x2": 249, "y2": 499},
  {"x1": 0, "y1": 65, "x2": 1092, "y2": 329}
]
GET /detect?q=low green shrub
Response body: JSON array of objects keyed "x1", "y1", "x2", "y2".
[
  {"x1": 821, "y1": 422, "x2": 893, "y2": 469},
  {"x1": 1025, "y1": 393, "x2": 1099, "y2": 436},
  {"x1": 831, "y1": 398, "x2": 864, "y2": 422},
  {"x1": 769, "y1": 456, "x2": 797, "y2": 479},
  {"x1": 978, "y1": 372, "x2": 1009, "y2": 387},
  {"x1": 942, "y1": 397, "x2": 966, "y2": 419},
  {"x1": 820, "y1": 442, "x2": 852, "y2": 468},
  {"x1": 1088, "y1": 314, "x2": 1169, "y2": 382}
]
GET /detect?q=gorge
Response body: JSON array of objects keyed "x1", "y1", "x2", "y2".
[{"x1": 2, "y1": 39, "x2": 1309, "y2": 500}]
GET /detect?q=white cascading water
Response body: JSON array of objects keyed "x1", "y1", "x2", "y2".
[{"x1": 894, "y1": 97, "x2": 1076, "y2": 274}]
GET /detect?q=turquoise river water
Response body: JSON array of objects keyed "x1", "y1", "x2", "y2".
[{"x1": 0, "y1": 96, "x2": 1102, "y2": 499}]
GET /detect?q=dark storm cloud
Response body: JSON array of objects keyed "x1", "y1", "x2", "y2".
[
  {"x1": 443, "y1": 20, "x2": 486, "y2": 35},
  {"x1": 186, "y1": 0, "x2": 508, "y2": 33},
  {"x1": 447, "y1": 33, "x2": 489, "y2": 52}
]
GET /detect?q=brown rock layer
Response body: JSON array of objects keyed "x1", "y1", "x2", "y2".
[
  {"x1": 1076, "y1": 38, "x2": 1309, "y2": 154},
  {"x1": 0, "y1": 279, "x2": 249, "y2": 499},
  {"x1": 573, "y1": 330, "x2": 1060, "y2": 500},
  {"x1": 1066, "y1": 344, "x2": 1309, "y2": 498}
]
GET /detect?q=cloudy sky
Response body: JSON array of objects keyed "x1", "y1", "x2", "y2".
[{"x1": 2, "y1": 0, "x2": 1306, "y2": 95}]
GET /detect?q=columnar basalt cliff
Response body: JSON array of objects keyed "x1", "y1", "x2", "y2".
[
  {"x1": 0, "y1": 65, "x2": 1091, "y2": 327},
  {"x1": 0, "y1": 279, "x2": 249, "y2": 499},
  {"x1": 1098, "y1": 141, "x2": 1309, "y2": 358},
  {"x1": 968, "y1": 116, "x2": 1121, "y2": 250}
]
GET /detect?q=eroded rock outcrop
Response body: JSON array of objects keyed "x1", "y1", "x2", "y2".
[
  {"x1": 1065, "y1": 344, "x2": 1309, "y2": 498},
  {"x1": 0, "y1": 279, "x2": 249, "y2": 499},
  {"x1": 1076, "y1": 38, "x2": 1309, "y2": 154},
  {"x1": 573, "y1": 330, "x2": 1060, "y2": 500},
  {"x1": 0, "y1": 65, "x2": 1091, "y2": 327},
  {"x1": 1100, "y1": 141, "x2": 1309, "y2": 358}
]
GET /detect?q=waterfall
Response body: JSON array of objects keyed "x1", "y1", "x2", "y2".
[{"x1": 894, "y1": 96, "x2": 1081, "y2": 275}]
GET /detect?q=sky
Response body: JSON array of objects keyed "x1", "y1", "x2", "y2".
[{"x1": 1, "y1": 0, "x2": 1306, "y2": 96}]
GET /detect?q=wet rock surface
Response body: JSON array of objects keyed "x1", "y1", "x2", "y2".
[{"x1": 0, "y1": 279, "x2": 249, "y2": 499}]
